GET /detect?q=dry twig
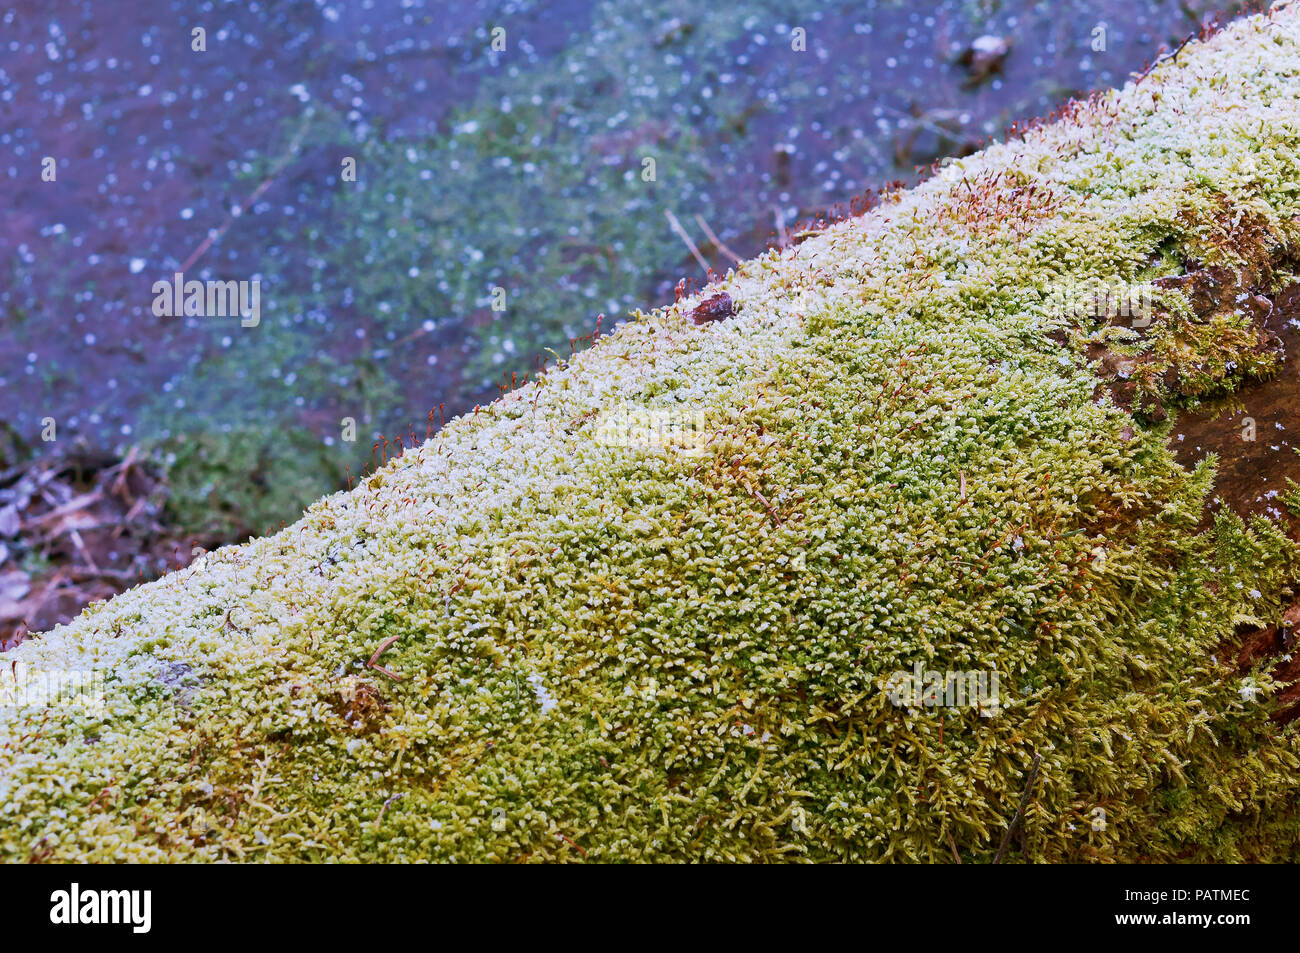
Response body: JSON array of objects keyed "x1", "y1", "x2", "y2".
[
  {"x1": 993, "y1": 752, "x2": 1042, "y2": 863},
  {"x1": 693, "y1": 214, "x2": 741, "y2": 264},
  {"x1": 664, "y1": 209, "x2": 711, "y2": 274}
]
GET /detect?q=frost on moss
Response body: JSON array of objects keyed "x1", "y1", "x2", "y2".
[{"x1": 7, "y1": 7, "x2": 1300, "y2": 862}]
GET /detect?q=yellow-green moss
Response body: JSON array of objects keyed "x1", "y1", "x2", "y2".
[{"x1": 6, "y1": 7, "x2": 1300, "y2": 862}]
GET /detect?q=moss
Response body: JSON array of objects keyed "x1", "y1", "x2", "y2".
[
  {"x1": 6, "y1": 7, "x2": 1300, "y2": 862},
  {"x1": 150, "y1": 427, "x2": 346, "y2": 540},
  {"x1": 0, "y1": 420, "x2": 31, "y2": 470}
]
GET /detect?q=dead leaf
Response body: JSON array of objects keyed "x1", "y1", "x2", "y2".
[
  {"x1": 0, "y1": 504, "x2": 19, "y2": 538},
  {"x1": 0, "y1": 570, "x2": 30, "y2": 604}
]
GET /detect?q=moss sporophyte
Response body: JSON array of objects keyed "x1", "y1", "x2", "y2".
[{"x1": 7, "y1": 7, "x2": 1300, "y2": 861}]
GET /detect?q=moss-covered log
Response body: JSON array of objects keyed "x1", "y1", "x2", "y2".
[{"x1": 7, "y1": 6, "x2": 1300, "y2": 862}]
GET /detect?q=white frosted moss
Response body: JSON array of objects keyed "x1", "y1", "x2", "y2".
[{"x1": 7, "y1": 7, "x2": 1300, "y2": 861}]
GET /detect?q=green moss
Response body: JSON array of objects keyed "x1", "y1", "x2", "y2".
[{"x1": 151, "y1": 427, "x2": 346, "y2": 539}]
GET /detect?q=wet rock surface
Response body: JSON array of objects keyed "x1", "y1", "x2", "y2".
[
  {"x1": 1084, "y1": 264, "x2": 1300, "y2": 531},
  {"x1": 2, "y1": 0, "x2": 1238, "y2": 457},
  {"x1": 1169, "y1": 282, "x2": 1300, "y2": 535},
  {"x1": 1233, "y1": 599, "x2": 1300, "y2": 723}
]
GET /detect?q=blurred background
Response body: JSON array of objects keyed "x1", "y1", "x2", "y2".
[{"x1": 0, "y1": 0, "x2": 1253, "y2": 641}]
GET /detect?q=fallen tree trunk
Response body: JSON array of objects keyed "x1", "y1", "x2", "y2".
[{"x1": 7, "y1": 5, "x2": 1300, "y2": 862}]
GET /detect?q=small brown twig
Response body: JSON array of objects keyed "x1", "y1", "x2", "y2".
[
  {"x1": 374, "y1": 792, "x2": 405, "y2": 830},
  {"x1": 772, "y1": 204, "x2": 790, "y2": 248},
  {"x1": 178, "y1": 113, "x2": 312, "y2": 274},
  {"x1": 67, "y1": 528, "x2": 99, "y2": 572},
  {"x1": 108, "y1": 445, "x2": 142, "y2": 500},
  {"x1": 664, "y1": 209, "x2": 711, "y2": 274},
  {"x1": 556, "y1": 832, "x2": 588, "y2": 857},
  {"x1": 1134, "y1": 32, "x2": 1196, "y2": 82},
  {"x1": 87, "y1": 777, "x2": 119, "y2": 811},
  {"x1": 694, "y1": 214, "x2": 741, "y2": 264},
  {"x1": 993, "y1": 752, "x2": 1042, "y2": 864},
  {"x1": 59, "y1": 565, "x2": 140, "y2": 584},
  {"x1": 367, "y1": 634, "x2": 406, "y2": 681},
  {"x1": 749, "y1": 488, "x2": 783, "y2": 526},
  {"x1": 27, "y1": 490, "x2": 103, "y2": 528}
]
